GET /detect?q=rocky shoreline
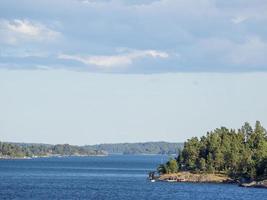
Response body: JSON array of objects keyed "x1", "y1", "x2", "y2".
[
  {"x1": 150, "y1": 172, "x2": 267, "y2": 189},
  {"x1": 240, "y1": 180, "x2": 267, "y2": 188},
  {"x1": 154, "y1": 172, "x2": 234, "y2": 183}
]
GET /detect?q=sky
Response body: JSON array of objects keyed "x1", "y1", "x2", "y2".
[{"x1": 0, "y1": 0, "x2": 267, "y2": 145}]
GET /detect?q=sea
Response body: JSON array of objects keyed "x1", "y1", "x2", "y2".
[{"x1": 0, "y1": 155, "x2": 266, "y2": 200}]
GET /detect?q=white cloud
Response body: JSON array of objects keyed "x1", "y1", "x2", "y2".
[
  {"x1": 0, "y1": 19, "x2": 60, "y2": 45},
  {"x1": 1, "y1": 0, "x2": 267, "y2": 72},
  {"x1": 58, "y1": 49, "x2": 169, "y2": 68}
]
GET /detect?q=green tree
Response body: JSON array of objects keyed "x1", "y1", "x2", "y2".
[
  {"x1": 166, "y1": 158, "x2": 178, "y2": 173},
  {"x1": 157, "y1": 164, "x2": 167, "y2": 174},
  {"x1": 198, "y1": 158, "x2": 206, "y2": 171},
  {"x1": 182, "y1": 137, "x2": 200, "y2": 170}
]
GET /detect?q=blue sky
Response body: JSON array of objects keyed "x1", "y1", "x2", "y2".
[{"x1": 0, "y1": 0, "x2": 267, "y2": 145}]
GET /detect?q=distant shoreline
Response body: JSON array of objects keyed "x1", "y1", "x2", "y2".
[
  {"x1": 0, "y1": 141, "x2": 183, "y2": 158},
  {"x1": 0, "y1": 153, "x2": 173, "y2": 160},
  {"x1": 0, "y1": 154, "x2": 108, "y2": 160},
  {"x1": 0, "y1": 153, "x2": 175, "y2": 160}
]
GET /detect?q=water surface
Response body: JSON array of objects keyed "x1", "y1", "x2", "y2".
[{"x1": 0, "y1": 155, "x2": 266, "y2": 199}]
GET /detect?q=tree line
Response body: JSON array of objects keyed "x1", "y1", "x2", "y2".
[
  {"x1": 86, "y1": 142, "x2": 183, "y2": 155},
  {"x1": 0, "y1": 143, "x2": 105, "y2": 158},
  {"x1": 158, "y1": 121, "x2": 267, "y2": 181}
]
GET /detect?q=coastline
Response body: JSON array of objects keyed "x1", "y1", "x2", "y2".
[
  {"x1": 240, "y1": 180, "x2": 267, "y2": 189},
  {"x1": 150, "y1": 172, "x2": 267, "y2": 189},
  {"x1": 0, "y1": 154, "x2": 108, "y2": 160},
  {"x1": 155, "y1": 172, "x2": 234, "y2": 183}
]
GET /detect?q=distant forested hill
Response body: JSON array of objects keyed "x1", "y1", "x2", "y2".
[
  {"x1": 0, "y1": 141, "x2": 183, "y2": 158},
  {"x1": 0, "y1": 142, "x2": 106, "y2": 158},
  {"x1": 85, "y1": 142, "x2": 183, "y2": 155}
]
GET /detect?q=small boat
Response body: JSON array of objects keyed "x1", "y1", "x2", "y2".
[{"x1": 148, "y1": 171, "x2": 157, "y2": 182}]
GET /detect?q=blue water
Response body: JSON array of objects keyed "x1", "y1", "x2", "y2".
[{"x1": 0, "y1": 155, "x2": 266, "y2": 200}]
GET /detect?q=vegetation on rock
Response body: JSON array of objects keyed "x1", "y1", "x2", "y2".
[{"x1": 158, "y1": 121, "x2": 267, "y2": 181}]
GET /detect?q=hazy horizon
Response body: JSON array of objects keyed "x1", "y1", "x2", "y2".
[{"x1": 1, "y1": 69, "x2": 267, "y2": 145}]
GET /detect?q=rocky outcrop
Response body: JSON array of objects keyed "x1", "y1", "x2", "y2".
[
  {"x1": 240, "y1": 180, "x2": 267, "y2": 188},
  {"x1": 158, "y1": 172, "x2": 233, "y2": 183}
]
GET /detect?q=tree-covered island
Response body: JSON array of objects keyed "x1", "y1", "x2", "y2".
[
  {"x1": 0, "y1": 141, "x2": 182, "y2": 159},
  {"x1": 0, "y1": 143, "x2": 107, "y2": 159},
  {"x1": 156, "y1": 121, "x2": 267, "y2": 188}
]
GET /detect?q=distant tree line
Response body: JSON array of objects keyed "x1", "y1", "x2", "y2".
[
  {"x1": 158, "y1": 121, "x2": 267, "y2": 181},
  {"x1": 0, "y1": 143, "x2": 105, "y2": 158},
  {"x1": 0, "y1": 141, "x2": 183, "y2": 158},
  {"x1": 86, "y1": 142, "x2": 183, "y2": 155}
]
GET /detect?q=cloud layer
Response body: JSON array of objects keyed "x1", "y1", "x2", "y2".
[
  {"x1": 0, "y1": 0, "x2": 267, "y2": 73},
  {"x1": 58, "y1": 50, "x2": 168, "y2": 68},
  {"x1": 0, "y1": 19, "x2": 60, "y2": 45}
]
